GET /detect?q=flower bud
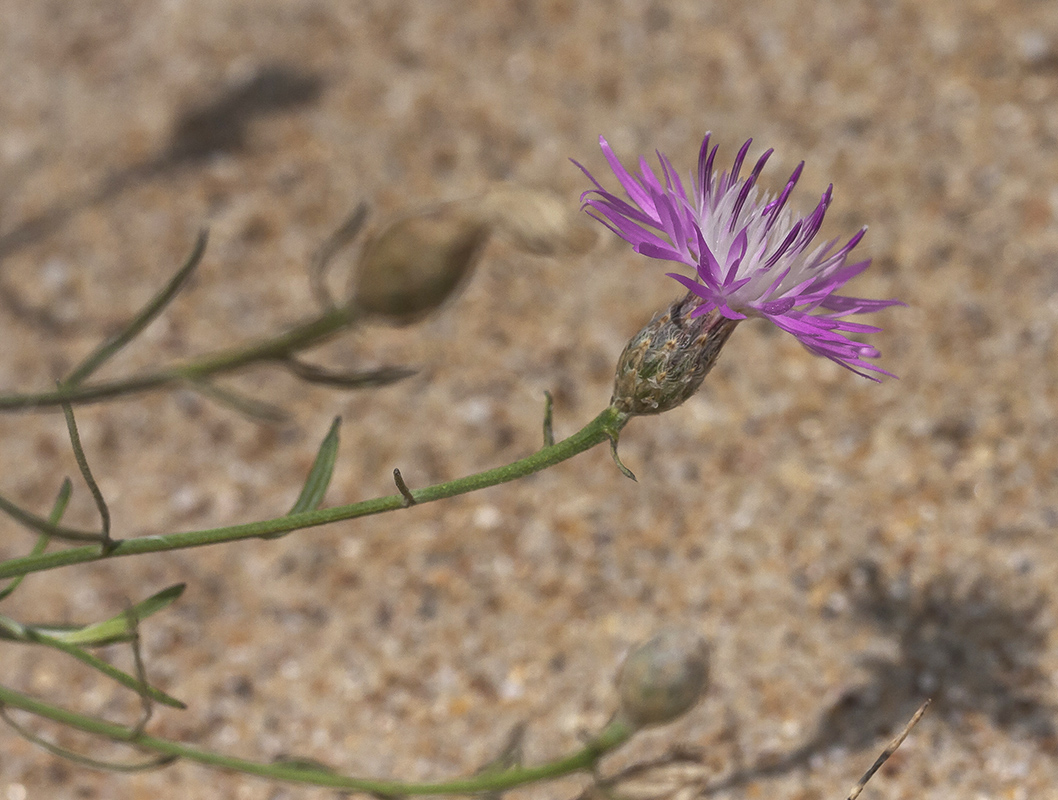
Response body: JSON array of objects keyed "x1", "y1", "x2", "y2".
[
  {"x1": 611, "y1": 295, "x2": 739, "y2": 415},
  {"x1": 616, "y1": 629, "x2": 710, "y2": 729},
  {"x1": 352, "y1": 203, "x2": 492, "y2": 324},
  {"x1": 476, "y1": 184, "x2": 597, "y2": 256}
]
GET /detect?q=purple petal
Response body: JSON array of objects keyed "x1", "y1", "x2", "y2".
[{"x1": 579, "y1": 134, "x2": 901, "y2": 380}]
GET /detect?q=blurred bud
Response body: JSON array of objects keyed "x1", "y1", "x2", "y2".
[
  {"x1": 616, "y1": 629, "x2": 710, "y2": 729},
  {"x1": 352, "y1": 203, "x2": 492, "y2": 324},
  {"x1": 477, "y1": 184, "x2": 597, "y2": 256},
  {"x1": 611, "y1": 294, "x2": 739, "y2": 416}
]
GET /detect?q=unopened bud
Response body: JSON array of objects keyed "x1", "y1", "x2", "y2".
[
  {"x1": 352, "y1": 203, "x2": 492, "y2": 324},
  {"x1": 611, "y1": 295, "x2": 739, "y2": 415},
  {"x1": 476, "y1": 184, "x2": 597, "y2": 256},
  {"x1": 616, "y1": 629, "x2": 709, "y2": 729}
]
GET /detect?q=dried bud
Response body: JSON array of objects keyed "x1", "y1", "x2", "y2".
[
  {"x1": 616, "y1": 629, "x2": 710, "y2": 729},
  {"x1": 611, "y1": 294, "x2": 740, "y2": 415},
  {"x1": 352, "y1": 203, "x2": 492, "y2": 324},
  {"x1": 476, "y1": 184, "x2": 597, "y2": 256}
]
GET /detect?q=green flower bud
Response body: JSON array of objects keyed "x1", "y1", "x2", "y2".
[
  {"x1": 352, "y1": 203, "x2": 492, "y2": 324},
  {"x1": 611, "y1": 295, "x2": 739, "y2": 415},
  {"x1": 616, "y1": 629, "x2": 710, "y2": 729}
]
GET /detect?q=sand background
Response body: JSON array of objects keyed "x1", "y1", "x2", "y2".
[{"x1": 1, "y1": 1, "x2": 1057, "y2": 798}]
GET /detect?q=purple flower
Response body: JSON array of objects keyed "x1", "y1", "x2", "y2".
[{"x1": 575, "y1": 135, "x2": 902, "y2": 380}]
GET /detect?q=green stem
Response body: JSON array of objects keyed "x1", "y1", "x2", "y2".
[
  {"x1": 0, "y1": 407, "x2": 628, "y2": 580},
  {"x1": 0, "y1": 306, "x2": 358, "y2": 411},
  {"x1": 0, "y1": 682, "x2": 634, "y2": 794},
  {"x1": 169, "y1": 306, "x2": 359, "y2": 379}
]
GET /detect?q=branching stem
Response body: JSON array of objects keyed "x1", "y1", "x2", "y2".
[
  {"x1": 0, "y1": 406, "x2": 629, "y2": 580},
  {"x1": 0, "y1": 682, "x2": 634, "y2": 794},
  {"x1": 0, "y1": 305, "x2": 360, "y2": 411}
]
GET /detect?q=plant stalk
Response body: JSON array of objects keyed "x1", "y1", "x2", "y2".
[
  {"x1": 0, "y1": 407, "x2": 628, "y2": 580},
  {"x1": 0, "y1": 306, "x2": 359, "y2": 411},
  {"x1": 0, "y1": 682, "x2": 633, "y2": 794}
]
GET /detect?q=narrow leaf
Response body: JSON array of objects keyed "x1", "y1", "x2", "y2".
[
  {"x1": 290, "y1": 417, "x2": 341, "y2": 515},
  {"x1": 0, "y1": 705, "x2": 177, "y2": 771},
  {"x1": 23, "y1": 630, "x2": 185, "y2": 709},
  {"x1": 310, "y1": 203, "x2": 369, "y2": 310},
  {"x1": 60, "y1": 398, "x2": 111, "y2": 542},
  {"x1": 256, "y1": 417, "x2": 342, "y2": 540},
  {"x1": 64, "y1": 230, "x2": 208, "y2": 386},
  {"x1": 187, "y1": 379, "x2": 289, "y2": 423},
  {"x1": 284, "y1": 358, "x2": 415, "y2": 389},
  {"x1": 0, "y1": 478, "x2": 71, "y2": 601},
  {"x1": 43, "y1": 584, "x2": 185, "y2": 646},
  {"x1": 0, "y1": 615, "x2": 27, "y2": 640},
  {"x1": 0, "y1": 491, "x2": 101, "y2": 543}
]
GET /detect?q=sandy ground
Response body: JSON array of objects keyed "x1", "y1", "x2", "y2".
[{"x1": 1, "y1": 2, "x2": 1057, "y2": 798}]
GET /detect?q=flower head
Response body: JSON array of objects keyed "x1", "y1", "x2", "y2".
[
  {"x1": 575, "y1": 135, "x2": 901, "y2": 379},
  {"x1": 611, "y1": 296, "x2": 738, "y2": 416}
]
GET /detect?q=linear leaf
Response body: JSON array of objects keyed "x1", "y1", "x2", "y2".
[
  {"x1": 284, "y1": 359, "x2": 415, "y2": 388},
  {"x1": 290, "y1": 416, "x2": 341, "y2": 515},
  {"x1": 43, "y1": 584, "x2": 185, "y2": 646},
  {"x1": 64, "y1": 231, "x2": 208, "y2": 386},
  {"x1": 60, "y1": 398, "x2": 111, "y2": 541},
  {"x1": 0, "y1": 490, "x2": 100, "y2": 543},
  {"x1": 0, "y1": 478, "x2": 71, "y2": 601},
  {"x1": 26, "y1": 630, "x2": 185, "y2": 708},
  {"x1": 187, "y1": 379, "x2": 289, "y2": 423}
]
